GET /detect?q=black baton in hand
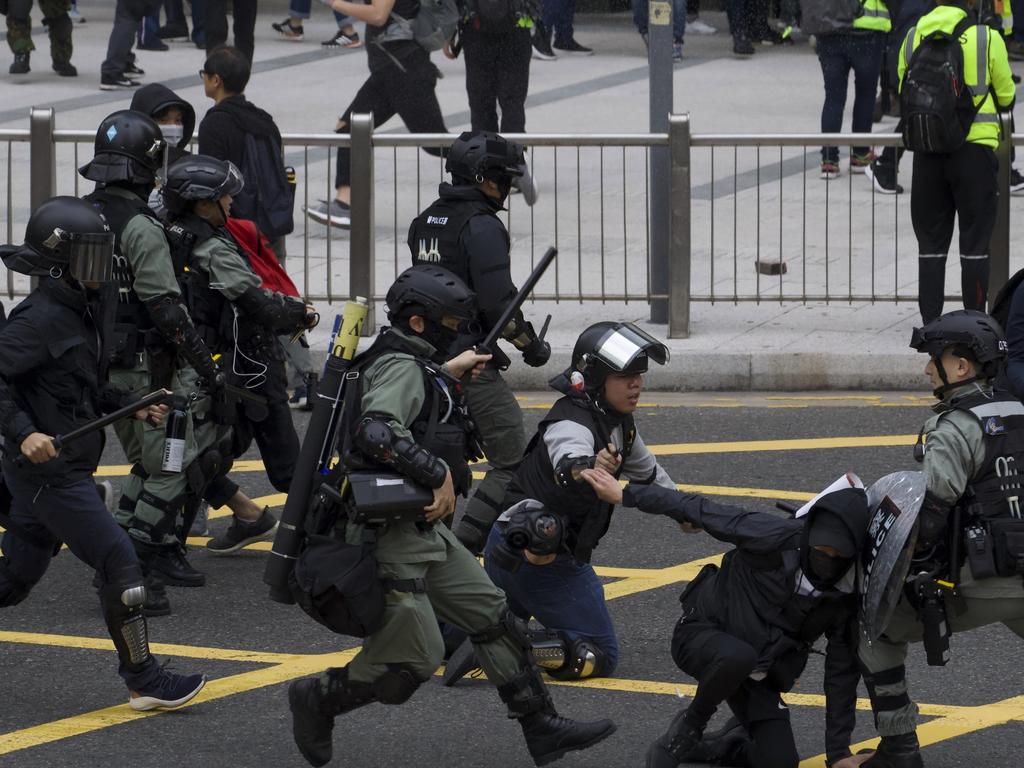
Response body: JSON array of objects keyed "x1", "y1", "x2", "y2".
[{"x1": 477, "y1": 247, "x2": 557, "y2": 356}]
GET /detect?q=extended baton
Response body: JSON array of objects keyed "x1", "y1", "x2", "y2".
[{"x1": 477, "y1": 247, "x2": 557, "y2": 355}]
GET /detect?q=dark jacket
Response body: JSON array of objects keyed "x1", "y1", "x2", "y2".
[
  {"x1": 623, "y1": 483, "x2": 867, "y2": 765},
  {"x1": 0, "y1": 280, "x2": 128, "y2": 485},
  {"x1": 197, "y1": 94, "x2": 282, "y2": 174},
  {"x1": 129, "y1": 83, "x2": 196, "y2": 150}
]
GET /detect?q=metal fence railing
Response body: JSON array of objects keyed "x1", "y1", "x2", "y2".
[{"x1": 0, "y1": 108, "x2": 1017, "y2": 338}]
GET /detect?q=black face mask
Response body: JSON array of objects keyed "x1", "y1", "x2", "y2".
[
  {"x1": 418, "y1": 320, "x2": 460, "y2": 360},
  {"x1": 807, "y1": 549, "x2": 851, "y2": 588}
]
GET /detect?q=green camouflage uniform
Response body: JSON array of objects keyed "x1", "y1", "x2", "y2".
[{"x1": 6, "y1": 0, "x2": 72, "y2": 62}]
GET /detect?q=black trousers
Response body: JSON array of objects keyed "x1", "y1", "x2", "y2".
[
  {"x1": 334, "y1": 61, "x2": 446, "y2": 190},
  {"x1": 911, "y1": 142, "x2": 998, "y2": 323},
  {"x1": 205, "y1": 0, "x2": 255, "y2": 62},
  {"x1": 462, "y1": 25, "x2": 532, "y2": 134},
  {"x1": 671, "y1": 618, "x2": 801, "y2": 768}
]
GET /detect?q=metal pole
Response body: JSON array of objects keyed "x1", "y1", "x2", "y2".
[
  {"x1": 648, "y1": 0, "x2": 673, "y2": 323},
  {"x1": 990, "y1": 112, "x2": 1012, "y2": 308},
  {"x1": 350, "y1": 113, "x2": 376, "y2": 335},
  {"x1": 29, "y1": 107, "x2": 56, "y2": 212},
  {"x1": 668, "y1": 114, "x2": 691, "y2": 338}
]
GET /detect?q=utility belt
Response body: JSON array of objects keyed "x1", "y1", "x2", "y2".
[{"x1": 963, "y1": 509, "x2": 1024, "y2": 581}]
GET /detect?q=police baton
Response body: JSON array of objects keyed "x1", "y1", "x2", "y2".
[{"x1": 476, "y1": 246, "x2": 557, "y2": 356}]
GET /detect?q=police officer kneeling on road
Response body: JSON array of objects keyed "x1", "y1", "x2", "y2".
[
  {"x1": 854, "y1": 311, "x2": 1024, "y2": 768},
  {"x1": 408, "y1": 130, "x2": 551, "y2": 554},
  {"x1": 287, "y1": 265, "x2": 615, "y2": 768},
  {"x1": 581, "y1": 468, "x2": 868, "y2": 768},
  {"x1": 444, "y1": 321, "x2": 675, "y2": 686},
  {"x1": 0, "y1": 198, "x2": 206, "y2": 710}
]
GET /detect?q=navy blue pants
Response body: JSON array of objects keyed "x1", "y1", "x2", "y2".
[
  {"x1": 816, "y1": 31, "x2": 885, "y2": 162},
  {"x1": 542, "y1": 0, "x2": 578, "y2": 47},
  {"x1": 483, "y1": 524, "x2": 619, "y2": 673},
  {"x1": 0, "y1": 468, "x2": 157, "y2": 690}
]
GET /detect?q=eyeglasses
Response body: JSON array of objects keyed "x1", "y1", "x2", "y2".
[{"x1": 198, "y1": 69, "x2": 207, "y2": 78}]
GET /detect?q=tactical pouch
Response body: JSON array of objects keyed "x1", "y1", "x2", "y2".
[
  {"x1": 109, "y1": 323, "x2": 141, "y2": 369},
  {"x1": 289, "y1": 533, "x2": 386, "y2": 638},
  {"x1": 346, "y1": 470, "x2": 433, "y2": 526},
  {"x1": 965, "y1": 524, "x2": 999, "y2": 580},
  {"x1": 412, "y1": 421, "x2": 470, "y2": 494},
  {"x1": 989, "y1": 519, "x2": 1024, "y2": 577}
]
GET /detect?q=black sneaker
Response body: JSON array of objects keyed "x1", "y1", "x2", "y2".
[
  {"x1": 99, "y1": 75, "x2": 141, "y2": 90},
  {"x1": 864, "y1": 161, "x2": 903, "y2": 195},
  {"x1": 272, "y1": 18, "x2": 305, "y2": 40},
  {"x1": 207, "y1": 508, "x2": 278, "y2": 554},
  {"x1": 129, "y1": 663, "x2": 206, "y2": 711},
  {"x1": 52, "y1": 60, "x2": 78, "y2": 76},
  {"x1": 150, "y1": 546, "x2": 206, "y2": 587},
  {"x1": 322, "y1": 29, "x2": 362, "y2": 47},
  {"x1": 305, "y1": 199, "x2": 351, "y2": 228},
  {"x1": 646, "y1": 710, "x2": 703, "y2": 768},
  {"x1": 532, "y1": 30, "x2": 557, "y2": 60},
  {"x1": 1011, "y1": 168, "x2": 1024, "y2": 195},
  {"x1": 125, "y1": 60, "x2": 145, "y2": 76},
  {"x1": 553, "y1": 38, "x2": 593, "y2": 55},
  {"x1": 157, "y1": 21, "x2": 189, "y2": 40},
  {"x1": 733, "y1": 37, "x2": 755, "y2": 56},
  {"x1": 9, "y1": 52, "x2": 30, "y2": 74},
  {"x1": 138, "y1": 39, "x2": 169, "y2": 51}
]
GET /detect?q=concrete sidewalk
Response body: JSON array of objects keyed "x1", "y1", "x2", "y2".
[{"x1": 0, "y1": 2, "x2": 1001, "y2": 391}]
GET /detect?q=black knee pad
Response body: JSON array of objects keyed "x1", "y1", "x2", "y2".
[
  {"x1": 545, "y1": 636, "x2": 613, "y2": 681},
  {"x1": 99, "y1": 561, "x2": 146, "y2": 612},
  {"x1": 0, "y1": 557, "x2": 34, "y2": 607},
  {"x1": 469, "y1": 608, "x2": 531, "y2": 650},
  {"x1": 372, "y1": 664, "x2": 424, "y2": 705}
]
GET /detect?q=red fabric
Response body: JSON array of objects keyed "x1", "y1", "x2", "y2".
[{"x1": 224, "y1": 218, "x2": 300, "y2": 298}]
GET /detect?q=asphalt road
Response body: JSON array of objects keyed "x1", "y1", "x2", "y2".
[{"x1": 1, "y1": 393, "x2": 1022, "y2": 768}]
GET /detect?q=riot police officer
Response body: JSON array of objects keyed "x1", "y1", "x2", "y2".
[
  {"x1": 444, "y1": 321, "x2": 675, "y2": 685},
  {"x1": 856, "y1": 311, "x2": 1024, "y2": 768},
  {"x1": 161, "y1": 154, "x2": 318, "y2": 553},
  {"x1": 407, "y1": 130, "x2": 551, "y2": 553},
  {"x1": 0, "y1": 197, "x2": 205, "y2": 710},
  {"x1": 287, "y1": 265, "x2": 614, "y2": 768},
  {"x1": 581, "y1": 469, "x2": 867, "y2": 768},
  {"x1": 80, "y1": 110, "x2": 223, "y2": 604}
]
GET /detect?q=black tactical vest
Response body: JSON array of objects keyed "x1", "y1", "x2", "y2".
[
  {"x1": 407, "y1": 193, "x2": 500, "y2": 284},
  {"x1": 505, "y1": 396, "x2": 636, "y2": 563},
  {"x1": 167, "y1": 215, "x2": 234, "y2": 357},
  {"x1": 949, "y1": 390, "x2": 1024, "y2": 521}
]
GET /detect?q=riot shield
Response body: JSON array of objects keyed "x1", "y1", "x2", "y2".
[{"x1": 859, "y1": 471, "x2": 927, "y2": 641}]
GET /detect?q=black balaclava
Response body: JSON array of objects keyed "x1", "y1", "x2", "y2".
[
  {"x1": 397, "y1": 309, "x2": 459, "y2": 361},
  {"x1": 800, "y1": 488, "x2": 868, "y2": 590}
]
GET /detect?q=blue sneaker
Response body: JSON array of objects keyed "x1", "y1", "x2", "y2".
[{"x1": 130, "y1": 664, "x2": 206, "y2": 711}]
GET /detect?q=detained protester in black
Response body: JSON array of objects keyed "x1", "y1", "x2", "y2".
[
  {"x1": 582, "y1": 469, "x2": 868, "y2": 768},
  {"x1": 0, "y1": 196, "x2": 206, "y2": 710}
]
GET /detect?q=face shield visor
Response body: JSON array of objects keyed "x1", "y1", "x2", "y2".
[
  {"x1": 584, "y1": 322, "x2": 670, "y2": 375},
  {"x1": 62, "y1": 231, "x2": 116, "y2": 285}
]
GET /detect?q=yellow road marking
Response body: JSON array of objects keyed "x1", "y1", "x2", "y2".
[{"x1": 648, "y1": 435, "x2": 917, "y2": 456}]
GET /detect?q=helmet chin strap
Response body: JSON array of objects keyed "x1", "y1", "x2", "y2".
[{"x1": 930, "y1": 354, "x2": 984, "y2": 399}]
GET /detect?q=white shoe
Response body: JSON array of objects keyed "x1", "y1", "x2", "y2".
[{"x1": 687, "y1": 18, "x2": 717, "y2": 34}]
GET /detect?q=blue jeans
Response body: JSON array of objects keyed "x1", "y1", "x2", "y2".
[
  {"x1": 483, "y1": 525, "x2": 620, "y2": 673},
  {"x1": 817, "y1": 31, "x2": 885, "y2": 162},
  {"x1": 542, "y1": 0, "x2": 578, "y2": 46},
  {"x1": 633, "y1": 0, "x2": 687, "y2": 42},
  {"x1": 288, "y1": 0, "x2": 352, "y2": 27}
]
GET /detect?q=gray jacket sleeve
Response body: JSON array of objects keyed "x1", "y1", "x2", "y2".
[
  {"x1": 620, "y1": 431, "x2": 675, "y2": 489},
  {"x1": 922, "y1": 410, "x2": 983, "y2": 505}
]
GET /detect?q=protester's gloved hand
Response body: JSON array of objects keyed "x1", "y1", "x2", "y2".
[{"x1": 521, "y1": 336, "x2": 551, "y2": 367}]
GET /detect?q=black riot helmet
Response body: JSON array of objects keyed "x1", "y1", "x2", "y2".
[
  {"x1": 79, "y1": 110, "x2": 167, "y2": 185},
  {"x1": 910, "y1": 310, "x2": 1007, "y2": 396},
  {"x1": 386, "y1": 264, "x2": 477, "y2": 325},
  {"x1": 445, "y1": 131, "x2": 525, "y2": 186},
  {"x1": 163, "y1": 155, "x2": 244, "y2": 216},
  {"x1": 561, "y1": 321, "x2": 670, "y2": 393},
  {"x1": 0, "y1": 196, "x2": 114, "y2": 285}
]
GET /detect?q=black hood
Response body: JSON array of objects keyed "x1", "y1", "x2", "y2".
[
  {"x1": 130, "y1": 83, "x2": 196, "y2": 148},
  {"x1": 799, "y1": 487, "x2": 870, "y2": 589},
  {"x1": 437, "y1": 182, "x2": 503, "y2": 212}
]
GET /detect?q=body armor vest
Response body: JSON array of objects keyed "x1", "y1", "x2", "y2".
[
  {"x1": 505, "y1": 396, "x2": 636, "y2": 563},
  {"x1": 168, "y1": 215, "x2": 234, "y2": 357},
  {"x1": 948, "y1": 390, "x2": 1024, "y2": 522},
  {"x1": 408, "y1": 193, "x2": 501, "y2": 284}
]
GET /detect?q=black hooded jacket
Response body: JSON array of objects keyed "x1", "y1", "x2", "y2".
[
  {"x1": 197, "y1": 94, "x2": 283, "y2": 175},
  {"x1": 129, "y1": 83, "x2": 196, "y2": 154},
  {"x1": 623, "y1": 483, "x2": 869, "y2": 764}
]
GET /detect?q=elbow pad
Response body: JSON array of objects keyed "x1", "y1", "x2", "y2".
[
  {"x1": 917, "y1": 491, "x2": 951, "y2": 551},
  {"x1": 353, "y1": 417, "x2": 447, "y2": 489},
  {"x1": 235, "y1": 286, "x2": 309, "y2": 335},
  {"x1": 143, "y1": 295, "x2": 220, "y2": 383},
  {"x1": 554, "y1": 455, "x2": 595, "y2": 488}
]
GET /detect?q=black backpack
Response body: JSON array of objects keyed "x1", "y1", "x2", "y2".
[
  {"x1": 900, "y1": 16, "x2": 985, "y2": 154},
  {"x1": 234, "y1": 133, "x2": 295, "y2": 240}
]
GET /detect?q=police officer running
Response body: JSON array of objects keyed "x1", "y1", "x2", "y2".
[
  {"x1": 855, "y1": 311, "x2": 1024, "y2": 768},
  {"x1": 287, "y1": 265, "x2": 615, "y2": 768},
  {"x1": 444, "y1": 321, "x2": 675, "y2": 685},
  {"x1": 80, "y1": 110, "x2": 224, "y2": 606},
  {"x1": 408, "y1": 130, "x2": 551, "y2": 554},
  {"x1": 582, "y1": 468, "x2": 868, "y2": 768},
  {"x1": 0, "y1": 197, "x2": 205, "y2": 710},
  {"x1": 160, "y1": 154, "x2": 319, "y2": 553}
]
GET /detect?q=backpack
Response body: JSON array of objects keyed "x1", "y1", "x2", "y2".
[
  {"x1": 224, "y1": 217, "x2": 301, "y2": 298},
  {"x1": 380, "y1": 0, "x2": 460, "y2": 51},
  {"x1": 233, "y1": 133, "x2": 295, "y2": 240},
  {"x1": 900, "y1": 16, "x2": 984, "y2": 154},
  {"x1": 801, "y1": 0, "x2": 865, "y2": 35}
]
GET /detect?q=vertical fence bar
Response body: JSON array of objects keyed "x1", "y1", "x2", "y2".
[
  {"x1": 668, "y1": 114, "x2": 691, "y2": 338},
  {"x1": 350, "y1": 114, "x2": 376, "y2": 334},
  {"x1": 991, "y1": 113, "x2": 1012, "y2": 307},
  {"x1": 29, "y1": 107, "x2": 56, "y2": 211}
]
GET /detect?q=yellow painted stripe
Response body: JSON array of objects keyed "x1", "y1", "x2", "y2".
[{"x1": 648, "y1": 435, "x2": 917, "y2": 456}]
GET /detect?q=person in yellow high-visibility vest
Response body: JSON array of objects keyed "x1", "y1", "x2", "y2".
[
  {"x1": 816, "y1": 0, "x2": 892, "y2": 179},
  {"x1": 897, "y1": 0, "x2": 1014, "y2": 325}
]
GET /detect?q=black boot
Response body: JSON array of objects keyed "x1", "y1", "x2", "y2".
[
  {"x1": 150, "y1": 545, "x2": 206, "y2": 587},
  {"x1": 10, "y1": 52, "x2": 30, "y2": 74},
  {"x1": 143, "y1": 572, "x2": 171, "y2": 617},
  {"x1": 646, "y1": 708, "x2": 704, "y2": 768},
  {"x1": 683, "y1": 717, "x2": 749, "y2": 766},
  {"x1": 497, "y1": 665, "x2": 616, "y2": 767},
  {"x1": 288, "y1": 667, "x2": 375, "y2": 767},
  {"x1": 862, "y1": 733, "x2": 924, "y2": 768}
]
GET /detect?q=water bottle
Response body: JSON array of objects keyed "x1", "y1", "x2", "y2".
[{"x1": 161, "y1": 397, "x2": 187, "y2": 474}]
